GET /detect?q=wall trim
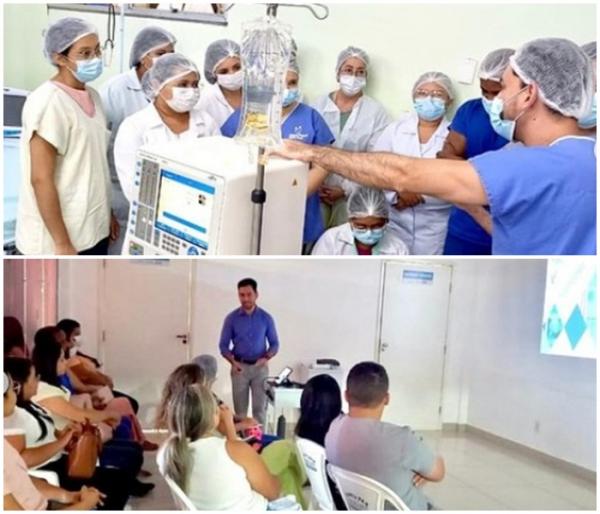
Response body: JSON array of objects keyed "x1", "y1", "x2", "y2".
[{"x1": 442, "y1": 423, "x2": 596, "y2": 483}]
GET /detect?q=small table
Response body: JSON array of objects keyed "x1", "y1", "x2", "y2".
[{"x1": 265, "y1": 384, "x2": 304, "y2": 435}]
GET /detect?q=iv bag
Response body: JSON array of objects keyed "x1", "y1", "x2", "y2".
[{"x1": 235, "y1": 16, "x2": 294, "y2": 147}]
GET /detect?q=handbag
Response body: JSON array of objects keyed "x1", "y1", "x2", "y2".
[{"x1": 67, "y1": 419, "x2": 102, "y2": 479}]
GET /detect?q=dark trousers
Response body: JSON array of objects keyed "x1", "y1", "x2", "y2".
[
  {"x1": 40, "y1": 455, "x2": 130, "y2": 510},
  {"x1": 79, "y1": 237, "x2": 110, "y2": 255}
]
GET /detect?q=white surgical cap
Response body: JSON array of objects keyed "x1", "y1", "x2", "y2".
[
  {"x1": 510, "y1": 37, "x2": 594, "y2": 118},
  {"x1": 141, "y1": 53, "x2": 199, "y2": 100},
  {"x1": 129, "y1": 26, "x2": 176, "y2": 68},
  {"x1": 479, "y1": 48, "x2": 515, "y2": 82},
  {"x1": 43, "y1": 17, "x2": 98, "y2": 64},
  {"x1": 412, "y1": 71, "x2": 455, "y2": 100},
  {"x1": 348, "y1": 187, "x2": 389, "y2": 219},
  {"x1": 336, "y1": 46, "x2": 370, "y2": 74},
  {"x1": 581, "y1": 41, "x2": 597, "y2": 62},
  {"x1": 203, "y1": 39, "x2": 240, "y2": 84}
]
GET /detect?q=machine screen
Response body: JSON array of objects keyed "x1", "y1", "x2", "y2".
[{"x1": 155, "y1": 169, "x2": 216, "y2": 250}]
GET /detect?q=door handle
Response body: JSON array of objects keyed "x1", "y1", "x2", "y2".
[{"x1": 176, "y1": 334, "x2": 188, "y2": 345}]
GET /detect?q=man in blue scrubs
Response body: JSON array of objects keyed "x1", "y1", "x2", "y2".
[
  {"x1": 271, "y1": 38, "x2": 596, "y2": 255},
  {"x1": 221, "y1": 55, "x2": 335, "y2": 254},
  {"x1": 438, "y1": 49, "x2": 514, "y2": 255},
  {"x1": 219, "y1": 278, "x2": 280, "y2": 426}
]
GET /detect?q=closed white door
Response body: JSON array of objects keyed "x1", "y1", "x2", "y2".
[
  {"x1": 379, "y1": 262, "x2": 452, "y2": 430},
  {"x1": 101, "y1": 260, "x2": 192, "y2": 426}
]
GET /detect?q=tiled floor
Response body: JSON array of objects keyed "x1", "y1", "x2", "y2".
[{"x1": 129, "y1": 429, "x2": 596, "y2": 510}]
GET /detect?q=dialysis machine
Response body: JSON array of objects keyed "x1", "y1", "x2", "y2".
[{"x1": 123, "y1": 136, "x2": 308, "y2": 256}]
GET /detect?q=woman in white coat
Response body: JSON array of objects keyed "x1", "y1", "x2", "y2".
[
  {"x1": 312, "y1": 186, "x2": 408, "y2": 256},
  {"x1": 313, "y1": 46, "x2": 391, "y2": 228},
  {"x1": 373, "y1": 71, "x2": 454, "y2": 255},
  {"x1": 100, "y1": 26, "x2": 176, "y2": 255},
  {"x1": 196, "y1": 39, "x2": 243, "y2": 130},
  {"x1": 114, "y1": 54, "x2": 220, "y2": 205}
]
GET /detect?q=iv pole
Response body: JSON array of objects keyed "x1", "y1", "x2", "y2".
[{"x1": 249, "y1": 3, "x2": 329, "y2": 255}]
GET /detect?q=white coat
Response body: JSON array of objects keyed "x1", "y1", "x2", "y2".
[
  {"x1": 313, "y1": 93, "x2": 391, "y2": 195},
  {"x1": 312, "y1": 222, "x2": 409, "y2": 256},
  {"x1": 373, "y1": 111, "x2": 451, "y2": 255},
  {"x1": 113, "y1": 103, "x2": 220, "y2": 203},
  {"x1": 197, "y1": 83, "x2": 235, "y2": 129}
]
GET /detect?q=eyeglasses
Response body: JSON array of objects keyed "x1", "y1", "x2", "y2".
[
  {"x1": 414, "y1": 89, "x2": 447, "y2": 99},
  {"x1": 72, "y1": 48, "x2": 102, "y2": 60}
]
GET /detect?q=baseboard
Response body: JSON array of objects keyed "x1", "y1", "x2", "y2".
[{"x1": 442, "y1": 423, "x2": 596, "y2": 484}]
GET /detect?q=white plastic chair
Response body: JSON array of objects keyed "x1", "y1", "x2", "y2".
[
  {"x1": 163, "y1": 475, "x2": 197, "y2": 511},
  {"x1": 327, "y1": 463, "x2": 410, "y2": 511},
  {"x1": 29, "y1": 469, "x2": 60, "y2": 487},
  {"x1": 295, "y1": 437, "x2": 336, "y2": 510}
]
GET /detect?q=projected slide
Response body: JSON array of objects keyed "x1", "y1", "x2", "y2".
[{"x1": 541, "y1": 259, "x2": 596, "y2": 359}]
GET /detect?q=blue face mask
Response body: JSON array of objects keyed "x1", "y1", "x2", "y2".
[
  {"x1": 481, "y1": 96, "x2": 494, "y2": 115},
  {"x1": 414, "y1": 97, "x2": 446, "y2": 121},
  {"x1": 352, "y1": 227, "x2": 385, "y2": 246},
  {"x1": 579, "y1": 94, "x2": 597, "y2": 129},
  {"x1": 282, "y1": 88, "x2": 301, "y2": 108},
  {"x1": 69, "y1": 57, "x2": 103, "y2": 83},
  {"x1": 488, "y1": 87, "x2": 528, "y2": 141}
]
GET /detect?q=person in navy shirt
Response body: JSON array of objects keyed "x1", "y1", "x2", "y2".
[
  {"x1": 221, "y1": 54, "x2": 335, "y2": 254},
  {"x1": 438, "y1": 48, "x2": 514, "y2": 255},
  {"x1": 219, "y1": 278, "x2": 279, "y2": 425}
]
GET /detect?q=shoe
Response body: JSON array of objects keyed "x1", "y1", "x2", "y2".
[
  {"x1": 142, "y1": 440, "x2": 159, "y2": 451},
  {"x1": 130, "y1": 480, "x2": 155, "y2": 497}
]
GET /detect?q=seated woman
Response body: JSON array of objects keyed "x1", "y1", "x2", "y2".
[
  {"x1": 30, "y1": 336, "x2": 154, "y2": 496},
  {"x1": 221, "y1": 53, "x2": 335, "y2": 254},
  {"x1": 114, "y1": 53, "x2": 220, "y2": 204},
  {"x1": 312, "y1": 187, "x2": 409, "y2": 255},
  {"x1": 3, "y1": 372, "x2": 105, "y2": 511},
  {"x1": 57, "y1": 318, "x2": 141, "y2": 416},
  {"x1": 159, "y1": 384, "x2": 281, "y2": 510},
  {"x1": 38, "y1": 325, "x2": 156, "y2": 450},
  {"x1": 4, "y1": 316, "x2": 27, "y2": 358}
]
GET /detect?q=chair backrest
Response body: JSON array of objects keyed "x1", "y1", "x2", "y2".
[
  {"x1": 295, "y1": 437, "x2": 336, "y2": 510},
  {"x1": 163, "y1": 475, "x2": 197, "y2": 511},
  {"x1": 327, "y1": 463, "x2": 410, "y2": 511}
]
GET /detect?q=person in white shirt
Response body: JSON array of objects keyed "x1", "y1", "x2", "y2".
[
  {"x1": 114, "y1": 53, "x2": 220, "y2": 205},
  {"x1": 16, "y1": 17, "x2": 116, "y2": 255},
  {"x1": 197, "y1": 39, "x2": 243, "y2": 129},
  {"x1": 374, "y1": 71, "x2": 454, "y2": 255},
  {"x1": 158, "y1": 383, "x2": 280, "y2": 511},
  {"x1": 312, "y1": 186, "x2": 409, "y2": 256},
  {"x1": 100, "y1": 26, "x2": 176, "y2": 255},
  {"x1": 313, "y1": 46, "x2": 391, "y2": 228}
]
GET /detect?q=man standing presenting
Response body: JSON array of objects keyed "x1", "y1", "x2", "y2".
[{"x1": 219, "y1": 278, "x2": 280, "y2": 426}]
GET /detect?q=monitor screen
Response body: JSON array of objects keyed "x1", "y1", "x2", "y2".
[
  {"x1": 154, "y1": 169, "x2": 216, "y2": 250},
  {"x1": 4, "y1": 93, "x2": 27, "y2": 127}
]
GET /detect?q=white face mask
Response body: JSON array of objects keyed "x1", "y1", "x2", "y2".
[
  {"x1": 339, "y1": 75, "x2": 366, "y2": 96},
  {"x1": 165, "y1": 87, "x2": 201, "y2": 113},
  {"x1": 217, "y1": 70, "x2": 243, "y2": 91}
]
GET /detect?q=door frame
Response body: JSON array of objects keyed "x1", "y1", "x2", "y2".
[{"x1": 374, "y1": 260, "x2": 454, "y2": 428}]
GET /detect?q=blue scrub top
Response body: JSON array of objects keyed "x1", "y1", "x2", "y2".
[
  {"x1": 472, "y1": 137, "x2": 597, "y2": 255},
  {"x1": 221, "y1": 103, "x2": 335, "y2": 244},
  {"x1": 446, "y1": 98, "x2": 509, "y2": 247}
]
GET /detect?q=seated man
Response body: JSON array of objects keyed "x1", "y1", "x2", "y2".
[{"x1": 325, "y1": 361, "x2": 445, "y2": 510}]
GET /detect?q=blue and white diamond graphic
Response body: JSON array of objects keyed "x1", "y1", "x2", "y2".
[{"x1": 565, "y1": 305, "x2": 587, "y2": 349}]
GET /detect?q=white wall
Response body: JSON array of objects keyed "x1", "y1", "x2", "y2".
[
  {"x1": 5, "y1": 3, "x2": 596, "y2": 119},
  {"x1": 55, "y1": 258, "x2": 596, "y2": 470}
]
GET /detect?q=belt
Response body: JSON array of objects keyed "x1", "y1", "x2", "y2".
[{"x1": 235, "y1": 358, "x2": 259, "y2": 365}]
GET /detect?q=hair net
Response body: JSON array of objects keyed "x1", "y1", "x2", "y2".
[
  {"x1": 129, "y1": 26, "x2": 176, "y2": 68},
  {"x1": 581, "y1": 41, "x2": 597, "y2": 62},
  {"x1": 43, "y1": 17, "x2": 98, "y2": 64},
  {"x1": 141, "y1": 53, "x2": 199, "y2": 100},
  {"x1": 192, "y1": 355, "x2": 217, "y2": 383},
  {"x1": 203, "y1": 39, "x2": 240, "y2": 84},
  {"x1": 336, "y1": 46, "x2": 370, "y2": 74},
  {"x1": 288, "y1": 52, "x2": 300, "y2": 75},
  {"x1": 3, "y1": 373, "x2": 9, "y2": 394},
  {"x1": 510, "y1": 38, "x2": 594, "y2": 118},
  {"x1": 348, "y1": 187, "x2": 389, "y2": 219},
  {"x1": 479, "y1": 48, "x2": 515, "y2": 82},
  {"x1": 412, "y1": 71, "x2": 454, "y2": 100}
]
